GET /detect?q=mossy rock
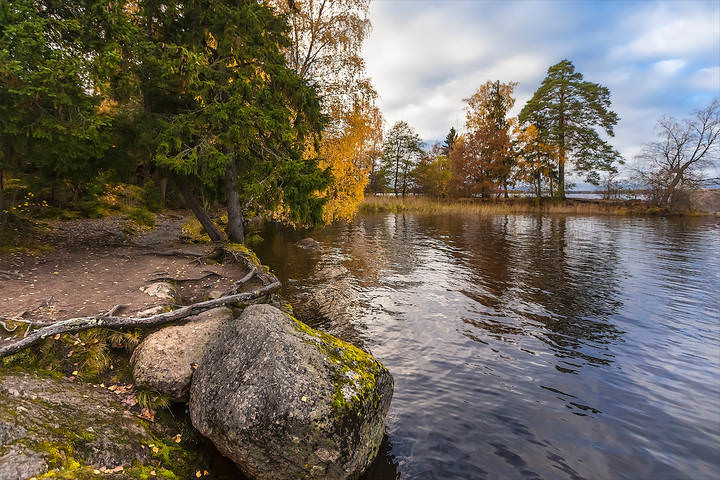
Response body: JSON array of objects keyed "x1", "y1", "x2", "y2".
[
  {"x1": 189, "y1": 304, "x2": 393, "y2": 480},
  {"x1": 0, "y1": 372, "x2": 150, "y2": 479},
  {"x1": 0, "y1": 373, "x2": 236, "y2": 480}
]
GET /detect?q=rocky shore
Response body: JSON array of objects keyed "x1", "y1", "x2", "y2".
[{"x1": 0, "y1": 224, "x2": 393, "y2": 480}]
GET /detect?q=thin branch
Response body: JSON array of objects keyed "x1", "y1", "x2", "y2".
[
  {"x1": 225, "y1": 266, "x2": 257, "y2": 295},
  {"x1": 0, "y1": 281, "x2": 281, "y2": 358}
]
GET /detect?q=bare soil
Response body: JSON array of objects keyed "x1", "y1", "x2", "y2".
[{"x1": 0, "y1": 212, "x2": 260, "y2": 326}]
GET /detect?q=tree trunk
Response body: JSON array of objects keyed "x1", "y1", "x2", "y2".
[
  {"x1": 394, "y1": 142, "x2": 401, "y2": 197},
  {"x1": 0, "y1": 168, "x2": 6, "y2": 235},
  {"x1": 179, "y1": 184, "x2": 224, "y2": 242},
  {"x1": 0, "y1": 168, "x2": 5, "y2": 214},
  {"x1": 159, "y1": 175, "x2": 168, "y2": 209},
  {"x1": 558, "y1": 148, "x2": 566, "y2": 199},
  {"x1": 225, "y1": 160, "x2": 245, "y2": 243},
  {"x1": 503, "y1": 180, "x2": 509, "y2": 199}
]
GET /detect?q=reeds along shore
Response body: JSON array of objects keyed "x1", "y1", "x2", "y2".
[{"x1": 359, "y1": 195, "x2": 705, "y2": 216}]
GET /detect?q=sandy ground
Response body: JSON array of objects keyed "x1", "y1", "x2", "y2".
[{"x1": 0, "y1": 213, "x2": 259, "y2": 327}]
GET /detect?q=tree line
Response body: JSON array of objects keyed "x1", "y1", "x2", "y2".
[
  {"x1": 0, "y1": 0, "x2": 383, "y2": 239},
  {"x1": 370, "y1": 60, "x2": 719, "y2": 206},
  {"x1": 2, "y1": 0, "x2": 717, "y2": 240}
]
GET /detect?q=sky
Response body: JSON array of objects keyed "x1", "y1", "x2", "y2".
[{"x1": 362, "y1": 0, "x2": 720, "y2": 181}]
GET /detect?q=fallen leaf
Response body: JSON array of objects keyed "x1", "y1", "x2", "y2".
[
  {"x1": 196, "y1": 471, "x2": 202, "y2": 478},
  {"x1": 174, "y1": 434, "x2": 182, "y2": 443},
  {"x1": 71, "y1": 370, "x2": 78, "y2": 376},
  {"x1": 152, "y1": 446, "x2": 159, "y2": 454}
]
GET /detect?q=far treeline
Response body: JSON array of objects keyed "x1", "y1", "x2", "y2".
[
  {"x1": 1, "y1": 1, "x2": 719, "y2": 245},
  {"x1": 372, "y1": 62, "x2": 719, "y2": 207}
]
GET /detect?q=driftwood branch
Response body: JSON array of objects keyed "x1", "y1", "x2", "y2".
[{"x1": 0, "y1": 281, "x2": 280, "y2": 358}]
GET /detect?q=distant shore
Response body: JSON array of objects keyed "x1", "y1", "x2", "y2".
[{"x1": 360, "y1": 194, "x2": 719, "y2": 217}]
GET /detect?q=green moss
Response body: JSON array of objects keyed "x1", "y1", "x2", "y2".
[
  {"x1": 126, "y1": 463, "x2": 178, "y2": 480},
  {"x1": 290, "y1": 317, "x2": 387, "y2": 413},
  {"x1": 128, "y1": 207, "x2": 156, "y2": 227},
  {"x1": 27, "y1": 441, "x2": 99, "y2": 479},
  {"x1": 181, "y1": 218, "x2": 212, "y2": 244},
  {"x1": 225, "y1": 242, "x2": 261, "y2": 267}
]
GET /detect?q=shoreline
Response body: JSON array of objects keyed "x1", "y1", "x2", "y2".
[{"x1": 359, "y1": 195, "x2": 719, "y2": 217}]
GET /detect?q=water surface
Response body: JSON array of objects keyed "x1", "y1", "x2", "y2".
[{"x1": 255, "y1": 213, "x2": 720, "y2": 480}]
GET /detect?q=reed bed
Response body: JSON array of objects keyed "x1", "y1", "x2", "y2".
[{"x1": 359, "y1": 195, "x2": 662, "y2": 216}]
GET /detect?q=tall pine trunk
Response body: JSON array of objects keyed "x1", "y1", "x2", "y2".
[
  {"x1": 180, "y1": 184, "x2": 224, "y2": 242},
  {"x1": 558, "y1": 148, "x2": 566, "y2": 199},
  {"x1": 225, "y1": 160, "x2": 245, "y2": 243},
  {"x1": 0, "y1": 168, "x2": 5, "y2": 214}
]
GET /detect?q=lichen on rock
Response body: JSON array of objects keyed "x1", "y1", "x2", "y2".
[
  {"x1": 0, "y1": 372, "x2": 150, "y2": 479},
  {"x1": 189, "y1": 304, "x2": 393, "y2": 480}
]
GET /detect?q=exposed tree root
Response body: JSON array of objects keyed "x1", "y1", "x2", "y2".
[
  {"x1": 0, "y1": 281, "x2": 280, "y2": 358},
  {"x1": 147, "y1": 271, "x2": 222, "y2": 284},
  {"x1": 144, "y1": 249, "x2": 208, "y2": 258}
]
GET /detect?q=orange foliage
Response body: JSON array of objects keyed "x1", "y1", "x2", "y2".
[{"x1": 317, "y1": 100, "x2": 383, "y2": 222}]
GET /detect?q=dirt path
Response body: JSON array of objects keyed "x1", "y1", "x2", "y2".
[{"x1": 0, "y1": 213, "x2": 260, "y2": 327}]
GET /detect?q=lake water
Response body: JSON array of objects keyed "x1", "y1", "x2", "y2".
[{"x1": 254, "y1": 213, "x2": 720, "y2": 480}]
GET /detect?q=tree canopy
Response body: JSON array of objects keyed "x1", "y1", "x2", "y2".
[
  {"x1": 381, "y1": 121, "x2": 423, "y2": 197},
  {"x1": 519, "y1": 59, "x2": 621, "y2": 198}
]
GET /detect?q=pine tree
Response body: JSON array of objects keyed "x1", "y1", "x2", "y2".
[{"x1": 519, "y1": 59, "x2": 621, "y2": 198}]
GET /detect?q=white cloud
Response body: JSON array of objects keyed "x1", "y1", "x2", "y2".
[
  {"x1": 363, "y1": 0, "x2": 719, "y2": 164},
  {"x1": 652, "y1": 59, "x2": 686, "y2": 76},
  {"x1": 620, "y1": 9, "x2": 717, "y2": 58}
]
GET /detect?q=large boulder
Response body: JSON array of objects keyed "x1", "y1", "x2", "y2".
[
  {"x1": 0, "y1": 372, "x2": 149, "y2": 479},
  {"x1": 189, "y1": 304, "x2": 393, "y2": 480},
  {"x1": 131, "y1": 306, "x2": 233, "y2": 402}
]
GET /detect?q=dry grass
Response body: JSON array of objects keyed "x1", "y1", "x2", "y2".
[{"x1": 360, "y1": 195, "x2": 663, "y2": 216}]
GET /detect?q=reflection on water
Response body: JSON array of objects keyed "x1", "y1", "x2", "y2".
[{"x1": 254, "y1": 214, "x2": 720, "y2": 480}]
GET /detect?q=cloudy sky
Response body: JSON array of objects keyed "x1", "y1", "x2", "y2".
[{"x1": 363, "y1": 0, "x2": 719, "y2": 176}]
